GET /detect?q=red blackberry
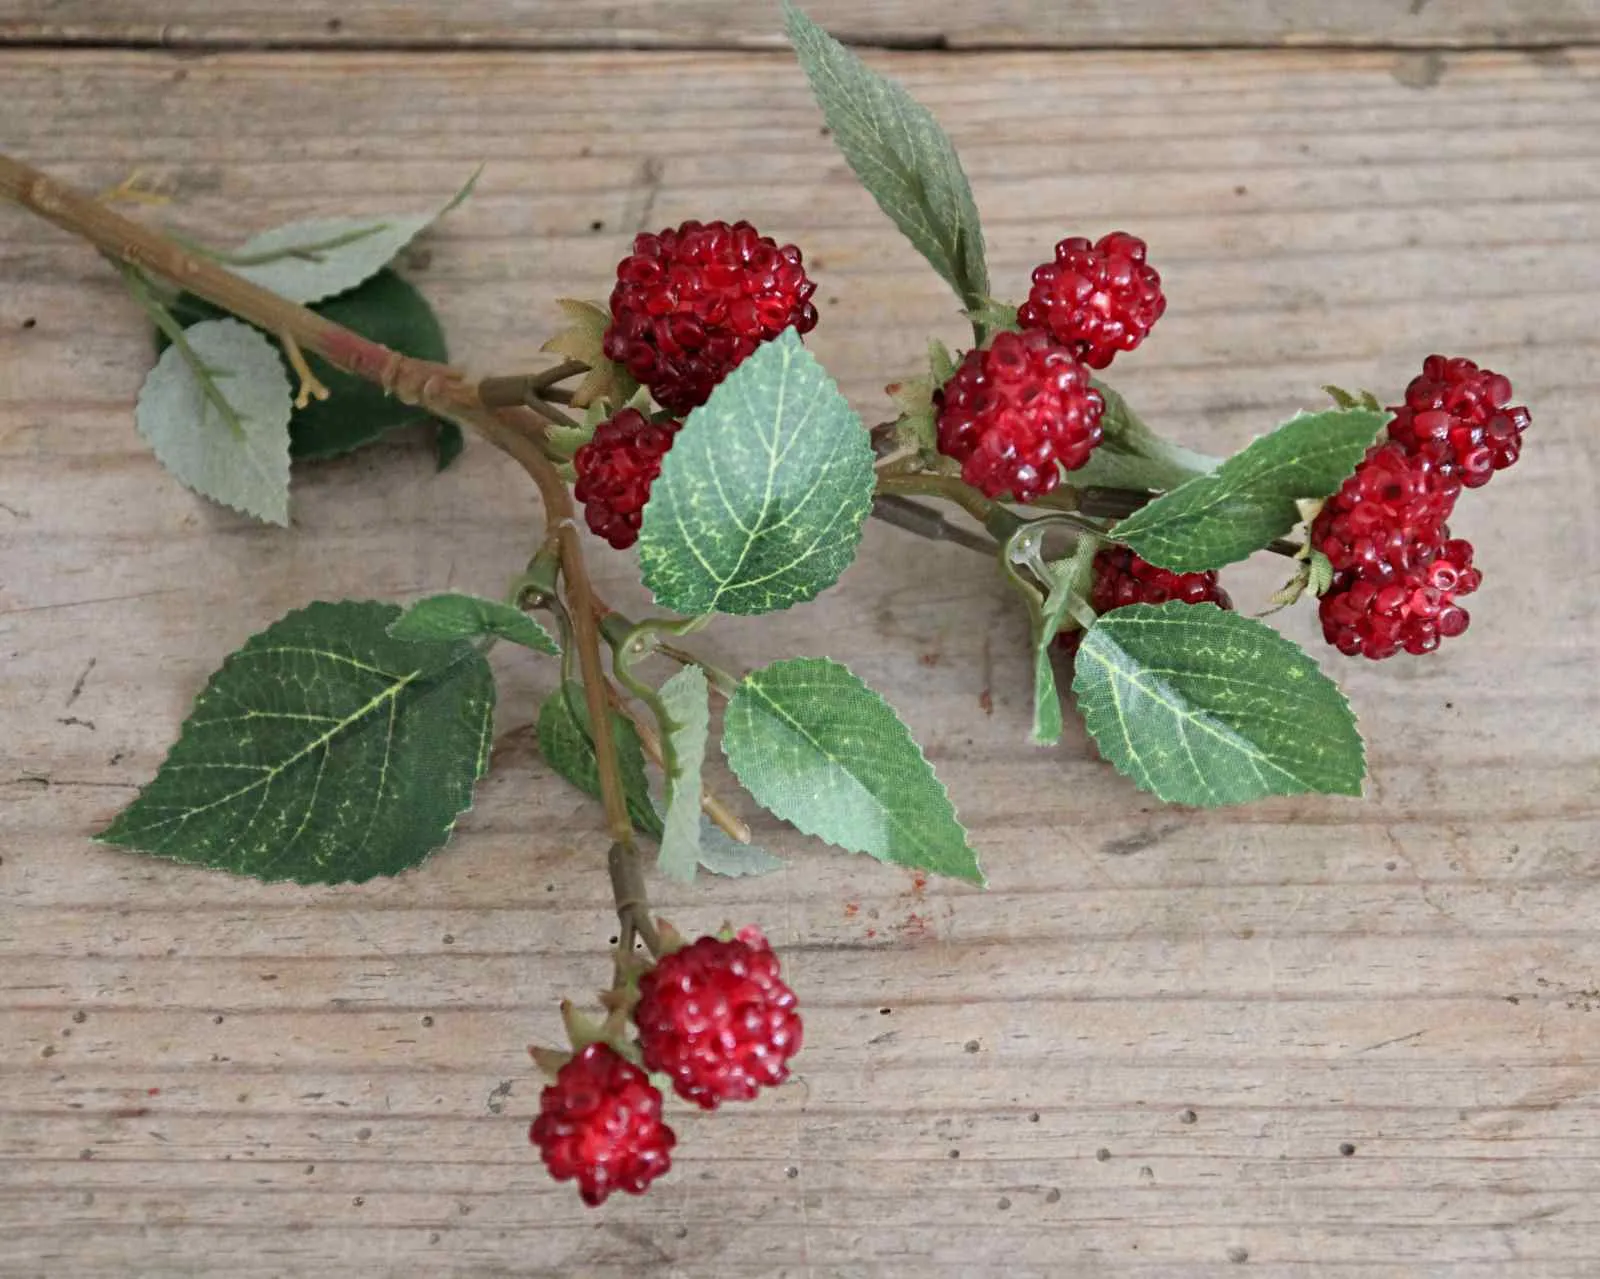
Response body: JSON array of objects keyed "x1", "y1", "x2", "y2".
[
  {"x1": 1319, "y1": 538, "x2": 1480, "y2": 660},
  {"x1": 572, "y1": 408, "x2": 681, "y2": 550},
  {"x1": 1058, "y1": 547, "x2": 1232, "y2": 652},
  {"x1": 1310, "y1": 441, "x2": 1459, "y2": 579},
  {"x1": 602, "y1": 219, "x2": 819, "y2": 414},
  {"x1": 1387, "y1": 354, "x2": 1530, "y2": 488},
  {"x1": 934, "y1": 329, "x2": 1105, "y2": 502},
  {"x1": 1017, "y1": 231, "x2": 1166, "y2": 370},
  {"x1": 529, "y1": 1043, "x2": 676, "y2": 1206},
  {"x1": 633, "y1": 929, "x2": 802, "y2": 1111}
]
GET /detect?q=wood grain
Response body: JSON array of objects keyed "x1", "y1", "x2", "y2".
[
  {"x1": 4, "y1": 0, "x2": 1600, "y2": 50},
  {"x1": 2, "y1": 43, "x2": 1599, "y2": 1276}
]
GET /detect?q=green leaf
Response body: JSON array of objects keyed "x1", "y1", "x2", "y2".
[
  {"x1": 1072, "y1": 602, "x2": 1365, "y2": 807},
  {"x1": 654, "y1": 666, "x2": 711, "y2": 883},
  {"x1": 434, "y1": 421, "x2": 465, "y2": 471},
  {"x1": 389, "y1": 594, "x2": 558, "y2": 655},
  {"x1": 1110, "y1": 408, "x2": 1387, "y2": 572},
  {"x1": 723, "y1": 657, "x2": 983, "y2": 884},
  {"x1": 639, "y1": 330, "x2": 875, "y2": 616},
  {"x1": 783, "y1": 1, "x2": 989, "y2": 309},
  {"x1": 136, "y1": 318, "x2": 292, "y2": 525},
  {"x1": 537, "y1": 684, "x2": 663, "y2": 840},
  {"x1": 1071, "y1": 381, "x2": 1220, "y2": 494},
  {"x1": 697, "y1": 826, "x2": 784, "y2": 878},
  {"x1": 1306, "y1": 548, "x2": 1335, "y2": 597},
  {"x1": 163, "y1": 271, "x2": 451, "y2": 461},
  {"x1": 96, "y1": 601, "x2": 494, "y2": 883},
  {"x1": 1031, "y1": 538, "x2": 1099, "y2": 746},
  {"x1": 222, "y1": 171, "x2": 478, "y2": 305}
]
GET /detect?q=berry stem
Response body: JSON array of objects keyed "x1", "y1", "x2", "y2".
[{"x1": 478, "y1": 360, "x2": 588, "y2": 409}]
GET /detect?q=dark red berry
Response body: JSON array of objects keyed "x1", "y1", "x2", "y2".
[
  {"x1": 1310, "y1": 441, "x2": 1459, "y2": 579},
  {"x1": 1057, "y1": 547, "x2": 1232, "y2": 653},
  {"x1": 934, "y1": 329, "x2": 1105, "y2": 502},
  {"x1": 1318, "y1": 537, "x2": 1480, "y2": 660},
  {"x1": 634, "y1": 929, "x2": 802, "y2": 1111},
  {"x1": 1386, "y1": 354, "x2": 1530, "y2": 488},
  {"x1": 572, "y1": 408, "x2": 681, "y2": 550},
  {"x1": 1017, "y1": 231, "x2": 1165, "y2": 370},
  {"x1": 602, "y1": 219, "x2": 819, "y2": 414},
  {"x1": 529, "y1": 1043, "x2": 676, "y2": 1206}
]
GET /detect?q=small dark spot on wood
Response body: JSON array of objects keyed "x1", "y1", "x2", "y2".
[
  {"x1": 61, "y1": 1028, "x2": 71, "y2": 1037},
  {"x1": 326, "y1": 16, "x2": 343, "y2": 32},
  {"x1": 72, "y1": 1010, "x2": 87, "y2": 1024},
  {"x1": 997, "y1": 1197, "x2": 1011, "y2": 1210},
  {"x1": 428, "y1": 1232, "x2": 441, "y2": 1245},
  {"x1": 1227, "y1": 1245, "x2": 1249, "y2": 1263},
  {"x1": 785, "y1": 1165, "x2": 799, "y2": 1178},
  {"x1": 1385, "y1": 861, "x2": 1397, "y2": 871},
  {"x1": 1139, "y1": 1165, "x2": 1154, "y2": 1180},
  {"x1": 352, "y1": 1196, "x2": 364, "y2": 1207},
  {"x1": 1233, "y1": 185, "x2": 1247, "y2": 196},
  {"x1": 110, "y1": 753, "x2": 124, "y2": 765},
  {"x1": 1407, "y1": 0, "x2": 1429, "y2": 12},
  {"x1": 948, "y1": 1149, "x2": 959, "y2": 1159},
  {"x1": 356, "y1": 1127, "x2": 372, "y2": 1141},
  {"x1": 79, "y1": 1148, "x2": 94, "y2": 1161},
  {"x1": 1445, "y1": 701, "x2": 1454, "y2": 709},
  {"x1": 1180, "y1": 1108, "x2": 1197, "y2": 1125},
  {"x1": 580, "y1": 145, "x2": 592, "y2": 158},
  {"x1": 21, "y1": 317, "x2": 36, "y2": 330},
  {"x1": 1393, "y1": 50, "x2": 1444, "y2": 90},
  {"x1": 819, "y1": 126, "x2": 832, "y2": 137},
  {"x1": 1029, "y1": 1112, "x2": 1040, "y2": 1123},
  {"x1": 421, "y1": 1015, "x2": 434, "y2": 1027},
  {"x1": 672, "y1": 1225, "x2": 688, "y2": 1239},
  {"x1": 237, "y1": 1092, "x2": 248, "y2": 1103},
  {"x1": 608, "y1": 936, "x2": 619, "y2": 946},
  {"x1": 1339, "y1": 1142, "x2": 1356, "y2": 1156},
  {"x1": 40, "y1": 1045, "x2": 55, "y2": 1058},
  {"x1": 1096, "y1": 1147, "x2": 1111, "y2": 1162},
  {"x1": 591, "y1": 219, "x2": 605, "y2": 231},
  {"x1": 259, "y1": 973, "x2": 278, "y2": 982},
  {"x1": 305, "y1": 1164, "x2": 315, "y2": 1174},
  {"x1": 546, "y1": 883, "x2": 555, "y2": 892},
  {"x1": 1045, "y1": 1188, "x2": 1061, "y2": 1203},
  {"x1": 443, "y1": 934, "x2": 455, "y2": 945},
  {"x1": 1504, "y1": 995, "x2": 1520, "y2": 1005},
  {"x1": 213, "y1": 1014, "x2": 224, "y2": 1024},
  {"x1": 963, "y1": 1039, "x2": 980, "y2": 1053},
  {"x1": 879, "y1": 1007, "x2": 892, "y2": 1015}
]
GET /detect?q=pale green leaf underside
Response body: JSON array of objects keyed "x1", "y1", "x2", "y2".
[
  {"x1": 389, "y1": 593, "x2": 558, "y2": 655},
  {"x1": 97, "y1": 601, "x2": 494, "y2": 883},
  {"x1": 227, "y1": 172, "x2": 477, "y2": 305},
  {"x1": 1072, "y1": 602, "x2": 1365, "y2": 807},
  {"x1": 655, "y1": 666, "x2": 711, "y2": 883},
  {"x1": 135, "y1": 318, "x2": 293, "y2": 525},
  {"x1": 639, "y1": 331, "x2": 875, "y2": 617},
  {"x1": 696, "y1": 826, "x2": 785, "y2": 877},
  {"x1": 723, "y1": 657, "x2": 983, "y2": 884},
  {"x1": 537, "y1": 684, "x2": 663, "y2": 840},
  {"x1": 784, "y1": 1, "x2": 989, "y2": 309},
  {"x1": 1111, "y1": 408, "x2": 1387, "y2": 571}
]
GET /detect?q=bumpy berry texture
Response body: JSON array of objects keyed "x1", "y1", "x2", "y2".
[
  {"x1": 1058, "y1": 547, "x2": 1231, "y2": 653},
  {"x1": 1319, "y1": 538, "x2": 1480, "y2": 660},
  {"x1": 529, "y1": 1043, "x2": 676, "y2": 1206},
  {"x1": 573, "y1": 408, "x2": 682, "y2": 550},
  {"x1": 1017, "y1": 232, "x2": 1166, "y2": 370},
  {"x1": 1310, "y1": 441, "x2": 1459, "y2": 579},
  {"x1": 934, "y1": 329, "x2": 1105, "y2": 502},
  {"x1": 1387, "y1": 355, "x2": 1529, "y2": 489},
  {"x1": 602, "y1": 219, "x2": 819, "y2": 415},
  {"x1": 634, "y1": 929, "x2": 802, "y2": 1111}
]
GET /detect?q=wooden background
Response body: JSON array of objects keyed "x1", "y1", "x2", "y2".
[{"x1": 3, "y1": 2, "x2": 1599, "y2": 1274}]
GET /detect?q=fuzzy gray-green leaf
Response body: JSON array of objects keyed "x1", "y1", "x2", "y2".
[
  {"x1": 1110, "y1": 408, "x2": 1386, "y2": 571},
  {"x1": 723, "y1": 657, "x2": 982, "y2": 884},
  {"x1": 1072, "y1": 602, "x2": 1365, "y2": 807},
  {"x1": 537, "y1": 684, "x2": 663, "y2": 840},
  {"x1": 96, "y1": 601, "x2": 494, "y2": 883},
  {"x1": 784, "y1": 2, "x2": 988, "y2": 309},
  {"x1": 639, "y1": 331, "x2": 874, "y2": 617},
  {"x1": 655, "y1": 666, "x2": 711, "y2": 882},
  {"x1": 389, "y1": 594, "x2": 559, "y2": 655},
  {"x1": 135, "y1": 318, "x2": 293, "y2": 525}
]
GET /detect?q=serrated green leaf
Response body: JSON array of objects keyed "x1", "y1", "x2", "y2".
[
  {"x1": 541, "y1": 299, "x2": 638, "y2": 409},
  {"x1": 1072, "y1": 602, "x2": 1365, "y2": 807},
  {"x1": 96, "y1": 601, "x2": 493, "y2": 882},
  {"x1": 1323, "y1": 384, "x2": 1360, "y2": 409},
  {"x1": 162, "y1": 271, "x2": 452, "y2": 462},
  {"x1": 137, "y1": 318, "x2": 292, "y2": 525},
  {"x1": 784, "y1": 1, "x2": 989, "y2": 309},
  {"x1": 1031, "y1": 538, "x2": 1100, "y2": 746},
  {"x1": 1306, "y1": 548, "x2": 1335, "y2": 597},
  {"x1": 1111, "y1": 408, "x2": 1387, "y2": 572},
  {"x1": 655, "y1": 666, "x2": 710, "y2": 883},
  {"x1": 1071, "y1": 381, "x2": 1220, "y2": 494},
  {"x1": 639, "y1": 331, "x2": 874, "y2": 616},
  {"x1": 537, "y1": 683, "x2": 663, "y2": 840},
  {"x1": 223, "y1": 172, "x2": 477, "y2": 305},
  {"x1": 389, "y1": 594, "x2": 558, "y2": 655},
  {"x1": 723, "y1": 657, "x2": 982, "y2": 884},
  {"x1": 697, "y1": 825, "x2": 784, "y2": 877}
]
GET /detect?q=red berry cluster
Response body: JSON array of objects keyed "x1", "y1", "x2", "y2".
[
  {"x1": 530, "y1": 928, "x2": 801, "y2": 1205},
  {"x1": 1058, "y1": 546, "x2": 1232, "y2": 653},
  {"x1": 1314, "y1": 356, "x2": 1527, "y2": 660},
  {"x1": 603, "y1": 219, "x2": 819, "y2": 416},
  {"x1": 934, "y1": 330, "x2": 1105, "y2": 501},
  {"x1": 572, "y1": 408, "x2": 681, "y2": 550},
  {"x1": 935, "y1": 231, "x2": 1164, "y2": 502}
]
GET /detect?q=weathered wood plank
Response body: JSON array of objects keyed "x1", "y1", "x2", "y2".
[
  {"x1": 2, "y1": 45, "x2": 1598, "y2": 1276},
  {"x1": 3, "y1": 0, "x2": 1599, "y2": 50}
]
